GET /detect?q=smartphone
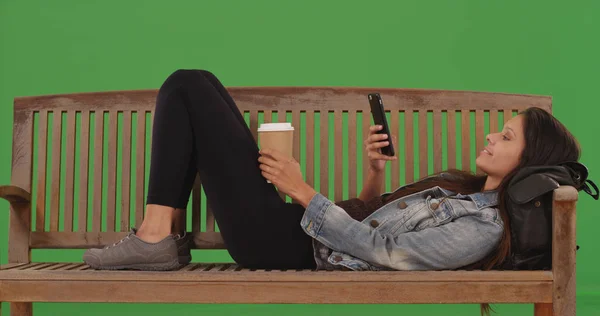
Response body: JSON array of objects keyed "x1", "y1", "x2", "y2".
[{"x1": 368, "y1": 93, "x2": 395, "y2": 157}]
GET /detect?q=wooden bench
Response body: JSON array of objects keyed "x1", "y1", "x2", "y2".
[{"x1": 0, "y1": 88, "x2": 577, "y2": 316}]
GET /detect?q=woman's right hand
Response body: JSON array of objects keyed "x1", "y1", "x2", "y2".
[{"x1": 364, "y1": 125, "x2": 397, "y2": 173}]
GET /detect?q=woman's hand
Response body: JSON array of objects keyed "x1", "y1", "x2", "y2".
[
  {"x1": 364, "y1": 125, "x2": 397, "y2": 173},
  {"x1": 258, "y1": 149, "x2": 317, "y2": 207}
]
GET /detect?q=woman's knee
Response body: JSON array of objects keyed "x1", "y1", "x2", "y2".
[{"x1": 158, "y1": 69, "x2": 214, "y2": 96}]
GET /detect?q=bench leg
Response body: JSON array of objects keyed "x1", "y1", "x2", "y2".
[
  {"x1": 534, "y1": 303, "x2": 552, "y2": 316},
  {"x1": 10, "y1": 303, "x2": 32, "y2": 316}
]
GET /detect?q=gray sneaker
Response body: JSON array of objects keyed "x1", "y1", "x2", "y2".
[
  {"x1": 174, "y1": 231, "x2": 192, "y2": 265},
  {"x1": 83, "y1": 228, "x2": 181, "y2": 271}
]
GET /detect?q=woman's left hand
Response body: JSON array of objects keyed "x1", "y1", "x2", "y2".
[{"x1": 258, "y1": 149, "x2": 314, "y2": 203}]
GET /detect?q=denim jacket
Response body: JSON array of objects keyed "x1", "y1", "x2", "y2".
[{"x1": 300, "y1": 185, "x2": 504, "y2": 271}]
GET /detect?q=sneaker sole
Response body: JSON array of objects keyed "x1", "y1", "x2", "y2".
[{"x1": 86, "y1": 259, "x2": 182, "y2": 271}]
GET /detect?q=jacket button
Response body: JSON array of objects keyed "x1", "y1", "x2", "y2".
[
  {"x1": 370, "y1": 220, "x2": 379, "y2": 228},
  {"x1": 333, "y1": 256, "x2": 342, "y2": 262},
  {"x1": 430, "y1": 202, "x2": 440, "y2": 210},
  {"x1": 534, "y1": 200, "x2": 541, "y2": 207},
  {"x1": 398, "y1": 201, "x2": 408, "y2": 209}
]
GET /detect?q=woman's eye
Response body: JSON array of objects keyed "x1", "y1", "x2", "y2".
[{"x1": 503, "y1": 135, "x2": 509, "y2": 141}]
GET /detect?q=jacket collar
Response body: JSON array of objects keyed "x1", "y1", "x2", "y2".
[{"x1": 454, "y1": 190, "x2": 499, "y2": 210}]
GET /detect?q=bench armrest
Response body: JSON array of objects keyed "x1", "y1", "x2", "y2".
[
  {"x1": 551, "y1": 185, "x2": 577, "y2": 315},
  {"x1": 553, "y1": 185, "x2": 578, "y2": 202},
  {"x1": 0, "y1": 185, "x2": 31, "y2": 205}
]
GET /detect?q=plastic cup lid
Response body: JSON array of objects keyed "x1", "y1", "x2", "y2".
[{"x1": 258, "y1": 122, "x2": 294, "y2": 132}]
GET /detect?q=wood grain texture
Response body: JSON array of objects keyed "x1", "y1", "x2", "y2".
[
  {"x1": 504, "y1": 108, "x2": 513, "y2": 124},
  {"x1": 390, "y1": 110, "x2": 399, "y2": 189},
  {"x1": 50, "y1": 111, "x2": 62, "y2": 232},
  {"x1": 534, "y1": 303, "x2": 553, "y2": 316},
  {"x1": 107, "y1": 110, "x2": 118, "y2": 232},
  {"x1": 320, "y1": 110, "x2": 329, "y2": 198},
  {"x1": 348, "y1": 110, "x2": 357, "y2": 198},
  {"x1": 404, "y1": 110, "x2": 414, "y2": 183},
  {"x1": 461, "y1": 110, "x2": 470, "y2": 172},
  {"x1": 447, "y1": 110, "x2": 456, "y2": 170},
  {"x1": 78, "y1": 110, "x2": 90, "y2": 232},
  {"x1": 14, "y1": 88, "x2": 552, "y2": 112},
  {"x1": 418, "y1": 110, "x2": 428, "y2": 179},
  {"x1": 135, "y1": 111, "x2": 146, "y2": 228},
  {"x1": 36, "y1": 109, "x2": 48, "y2": 232},
  {"x1": 0, "y1": 186, "x2": 31, "y2": 204},
  {"x1": 552, "y1": 186, "x2": 578, "y2": 316},
  {"x1": 490, "y1": 109, "x2": 498, "y2": 135},
  {"x1": 0, "y1": 279, "x2": 552, "y2": 304},
  {"x1": 306, "y1": 110, "x2": 315, "y2": 188},
  {"x1": 64, "y1": 111, "x2": 76, "y2": 232},
  {"x1": 433, "y1": 109, "x2": 442, "y2": 174},
  {"x1": 92, "y1": 111, "x2": 104, "y2": 232},
  {"x1": 121, "y1": 111, "x2": 132, "y2": 231},
  {"x1": 5, "y1": 88, "x2": 565, "y2": 309},
  {"x1": 334, "y1": 109, "x2": 343, "y2": 202},
  {"x1": 362, "y1": 109, "x2": 370, "y2": 186},
  {"x1": 0, "y1": 267, "x2": 553, "y2": 281},
  {"x1": 475, "y1": 110, "x2": 484, "y2": 174},
  {"x1": 10, "y1": 302, "x2": 32, "y2": 316}
]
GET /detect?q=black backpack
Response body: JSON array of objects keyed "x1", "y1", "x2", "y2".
[{"x1": 500, "y1": 161, "x2": 598, "y2": 270}]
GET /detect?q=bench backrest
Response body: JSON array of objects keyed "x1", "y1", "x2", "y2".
[{"x1": 8, "y1": 88, "x2": 551, "y2": 258}]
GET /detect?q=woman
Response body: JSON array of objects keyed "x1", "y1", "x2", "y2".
[{"x1": 83, "y1": 69, "x2": 580, "y2": 274}]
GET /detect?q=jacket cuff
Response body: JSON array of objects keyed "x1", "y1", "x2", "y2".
[{"x1": 300, "y1": 193, "x2": 333, "y2": 237}]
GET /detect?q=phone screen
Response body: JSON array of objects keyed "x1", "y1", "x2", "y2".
[{"x1": 368, "y1": 93, "x2": 395, "y2": 156}]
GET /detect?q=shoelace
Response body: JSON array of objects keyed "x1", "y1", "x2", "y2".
[{"x1": 104, "y1": 233, "x2": 133, "y2": 249}]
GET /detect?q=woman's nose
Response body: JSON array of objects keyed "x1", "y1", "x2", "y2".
[{"x1": 486, "y1": 134, "x2": 494, "y2": 144}]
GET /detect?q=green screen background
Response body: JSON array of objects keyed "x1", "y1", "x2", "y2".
[{"x1": 1, "y1": 0, "x2": 599, "y2": 315}]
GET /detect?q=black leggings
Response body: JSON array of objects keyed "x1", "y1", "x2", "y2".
[{"x1": 146, "y1": 69, "x2": 316, "y2": 270}]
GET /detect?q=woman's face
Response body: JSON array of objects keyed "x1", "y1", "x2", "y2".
[{"x1": 476, "y1": 114, "x2": 526, "y2": 179}]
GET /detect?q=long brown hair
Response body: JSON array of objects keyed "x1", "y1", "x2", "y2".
[{"x1": 379, "y1": 107, "x2": 581, "y2": 315}]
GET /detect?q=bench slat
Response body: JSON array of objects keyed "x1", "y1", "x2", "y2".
[
  {"x1": 78, "y1": 115, "x2": 90, "y2": 231},
  {"x1": 475, "y1": 109, "x2": 484, "y2": 174},
  {"x1": 334, "y1": 109, "x2": 343, "y2": 202},
  {"x1": 504, "y1": 108, "x2": 513, "y2": 124},
  {"x1": 433, "y1": 109, "x2": 442, "y2": 174},
  {"x1": 404, "y1": 110, "x2": 414, "y2": 183},
  {"x1": 461, "y1": 110, "x2": 470, "y2": 172},
  {"x1": 64, "y1": 111, "x2": 76, "y2": 232},
  {"x1": 306, "y1": 110, "x2": 315, "y2": 189},
  {"x1": 292, "y1": 109, "x2": 300, "y2": 202},
  {"x1": 92, "y1": 111, "x2": 104, "y2": 232},
  {"x1": 418, "y1": 110, "x2": 428, "y2": 179},
  {"x1": 0, "y1": 266, "x2": 553, "y2": 282},
  {"x1": 348, "y1": 110, "x2": 357, "y2": 198},
  {"x1": 0, "y1": 279, "x2": 553, "y2": 304},
  {"x1": 362, "y1": 109, "x2": 369, "y2": 187},
  {"x1": 107, "y1": 110, "x2": 118, "y2": 232},
  {"x1": 121, "y1": 110, "x2": 132, "y2": 231},
  {"x1": 390, "y1": 109, "x2": 399, "y2": 189},
  {"x1": 50, "y1": 111, "x2": 62, "y2": 232},
  {"x1": 36, "y1": 109, "x2": 48, "y2": 232},
  {"x1": 135, "y1": 111, "x2": 146, "y2": 228},
  {"x1": 320, "y1": 110, "x2": 329, "y2": 199},
  {"x1": 447, "y1": 110, "x2": 456, "y2": 169}
]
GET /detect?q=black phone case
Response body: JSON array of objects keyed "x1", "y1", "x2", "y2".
[{"x1": 368, "y1": 93, "x2": 395, "y2": 157}]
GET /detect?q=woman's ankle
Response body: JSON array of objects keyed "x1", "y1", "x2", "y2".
[{"x1": 137, "y1": 204, "x2": 177, "y2": 242}]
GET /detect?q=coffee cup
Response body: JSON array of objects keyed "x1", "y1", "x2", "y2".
[{"x1": 258, "y1": 122, "x2": 294, "y2": 183}]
